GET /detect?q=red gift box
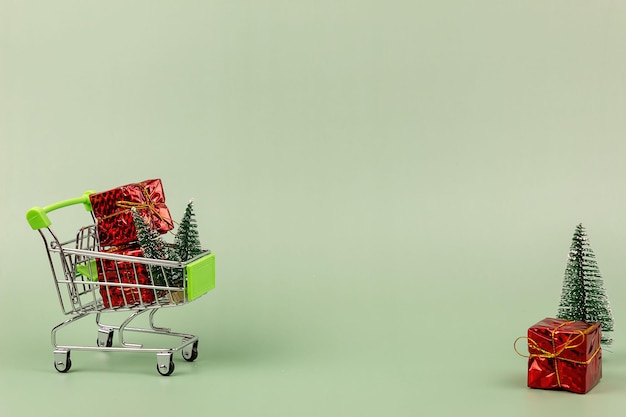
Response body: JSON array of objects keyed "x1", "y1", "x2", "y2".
[
  {"x1": 519, "y1": 318, "x2": 602, "y2": 394},
  {"x1": 97, "y1": 245, "x2": 156, "y2": 308},
  {"x1": 89, "y1": 179, "x2": 174, "y2": 247}
]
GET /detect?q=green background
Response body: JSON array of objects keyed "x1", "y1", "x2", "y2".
[{"x1": 1, "y1": 1, "x2": 626, "y2": 416}]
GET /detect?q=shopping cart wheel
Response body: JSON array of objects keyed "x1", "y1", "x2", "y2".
[
  {"x1": 53, "y1": 350, "x2": 72, "y2": 373},
  {"x1": 97, "y1": 329, "x2": 114, "y2": 347},
  {"x1": 182, "y1": 340, "x2": 199, "y2": 362},
  {"x1": 156, "y1": 353, "x2": 175, "y2": 376}
]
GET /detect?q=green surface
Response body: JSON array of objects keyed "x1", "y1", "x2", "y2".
[{"x1": 2, "y1": 1, "x2": 626, "y2": 416}]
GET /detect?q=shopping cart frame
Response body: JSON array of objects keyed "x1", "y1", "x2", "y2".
[{"x1": 26, "y1": 191, "x2": 215, "y2": 376}]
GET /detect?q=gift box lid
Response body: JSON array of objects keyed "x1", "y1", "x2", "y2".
[
  {"x1": 528, "y1": 318, "x2": 601, "y2": 363},
  {"x1": 89, "y1": 179, "x2": 174, "y2": 247}
]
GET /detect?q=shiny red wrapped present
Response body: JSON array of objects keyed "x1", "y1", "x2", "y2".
[
  {"x1": 89, "y1": 179, "x2": 174, "y2": 247},
  {"x1": 517, "y1": 318, "x2": 602, "y2": 394},
  {"x1": 97, "y1": 245, "x2": 156, "y2": 308}
]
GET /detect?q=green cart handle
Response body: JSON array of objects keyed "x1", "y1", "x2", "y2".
[{"x1": 26, "y1": 191, "x2": 96, "y2": 230}]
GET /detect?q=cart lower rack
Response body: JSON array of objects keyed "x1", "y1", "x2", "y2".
[{"x1": 26, "y1": 191, "x2": 215, "y2": 376}]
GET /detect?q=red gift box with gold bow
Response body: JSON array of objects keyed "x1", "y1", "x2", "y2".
[
  {"x1": 89, "y1": 179, "x2": 174, "y2": 247},
  {"x1": 516, "y1": 318, "x2": 602, "y2": 394}
]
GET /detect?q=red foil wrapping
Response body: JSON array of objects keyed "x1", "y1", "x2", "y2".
[
  {"x1": 525, "y1": 318, "x2": 602, "y2": 394},
  {"x1": 97, "y1": 245, "x2": 156, "y2": 308},
  {"x1": 89, "y1": 179, "x2": 174, "y2": 247}
]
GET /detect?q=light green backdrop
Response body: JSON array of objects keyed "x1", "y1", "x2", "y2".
[{"x1": 2, "y1": 1, "x2": 626, "y2": 416}]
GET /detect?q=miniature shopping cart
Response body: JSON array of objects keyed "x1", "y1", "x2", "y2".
[{"x1": 26, "y1": 191, "x2": 215, "y2": 376}]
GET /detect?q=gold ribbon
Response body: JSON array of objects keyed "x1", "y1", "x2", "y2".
[
  {"x1": 101, "y1": 185, "x2": 171, "y2": 228},
  {"x1": 514, "y1": 321, "x2": 601, "y2": 388}
]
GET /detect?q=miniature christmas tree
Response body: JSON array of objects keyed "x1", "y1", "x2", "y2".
[
  {"x1": 131, "y1": 201, "x2": 205, "y2": 291},
  {"x1": 174, "y1": 200, "x2": 203, "y2": 262},
  {"x1": 556, "y1": 224, "x2": 614, "y2": 345},
  {"x1": 131, "y1": 208, "x2": 174, "y2": 288}
]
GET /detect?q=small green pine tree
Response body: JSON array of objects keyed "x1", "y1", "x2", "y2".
[
  {"x1": 132, "y1": 208, "x2": 173, "y2": 288},
  {"x1": 556, "y1": 224, "x2": 614, "y2": 345},
  {"x1": 131, "y1": 201, "x2": 205, "y2": 291},
  {"x1": 174, "y1": 200, "x2": 203, "y2": 262}
]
